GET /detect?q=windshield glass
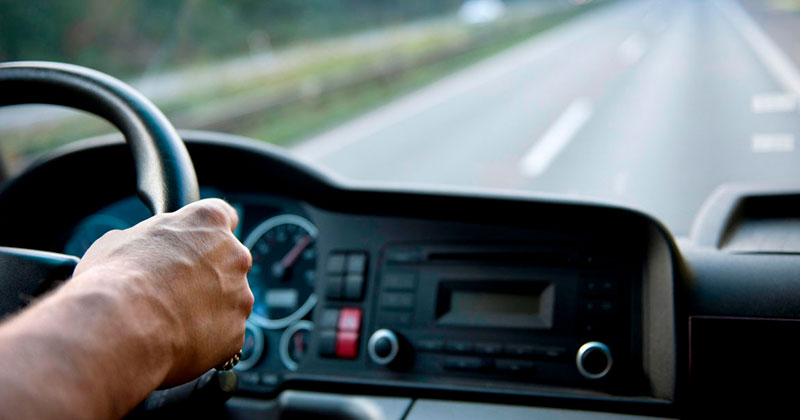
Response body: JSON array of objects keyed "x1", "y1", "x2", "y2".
[{"x1": 1, "y1": 0, "x2": 798, "y2": 236}]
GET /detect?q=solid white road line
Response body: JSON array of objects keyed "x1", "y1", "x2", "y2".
[
  {"x1": 617, "y1": 32, "x2": 648, "y2": 66},
  {"x1": 751, "y1": 133, "x2": 795, "y2": 153},
  {"x1": 520, "y1": 98, "x2": 593, "y2": 177},
  {"x1": 751, "y1": 92, "x2": 798, "y2": 114},
  {"x1": 716, "y1": 0, "x2": 800, "y2": 96}
]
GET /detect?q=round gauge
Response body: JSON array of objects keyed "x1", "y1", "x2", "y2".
[
  {"x1": 63, "y1": 214, "x2": 130, "y2": 257},
  {"x1": 235, "y1": 321, "x2": 265, "y2": 371},
  {"x1": 244, "y1": 214, "x2": 318, "y2": 329},
  {"x1": 280, "y1": 321, "x2": 313, "y2": 371}
]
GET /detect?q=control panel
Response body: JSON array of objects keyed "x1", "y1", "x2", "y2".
[
  {"x1": 227, "y1": 197, "x2": 676, "y2": 405},
  {"x1": 297, "y1": 242, "x2": 647, "y2": 397},
  {"x1": 362, "y1": 244, "x2": 638, "y2": 390}
]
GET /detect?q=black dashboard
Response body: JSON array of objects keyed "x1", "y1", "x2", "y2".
[
  {"x1": 4, "y1": 130, "x2": 800, "y2": 418},
  {"x1": 57, "y1": 182, "x2": 678, "y2": 413}
]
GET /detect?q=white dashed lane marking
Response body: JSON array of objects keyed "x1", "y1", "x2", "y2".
[
  {"x1": 520, "y1": 98, "x2": 594, "y2": 177},
  {"x1": 751, "y1": 92, "x2": 798, "y2": 114},
  {"x1": 751, "y1": 133, "x2": 795, "y2": 153},
  {"x1": 617, "y1": 33, "x2": 648, "y2": 66}
]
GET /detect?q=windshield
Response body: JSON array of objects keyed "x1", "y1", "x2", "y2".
[{"x1": 1, "y1": 0, "x2": 798, "y2": 236}]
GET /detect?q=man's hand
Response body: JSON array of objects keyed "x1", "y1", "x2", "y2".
[
  {"x1": 0, "y1": 198, "x2": 254, "y2": 419},
  {"x1": 73, "y1": 198, "x2": 255, "y2": 386}
]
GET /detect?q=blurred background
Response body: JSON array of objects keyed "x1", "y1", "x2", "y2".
[{"x1": 1, "y1": 0, "x2": 799, "y2": 235}]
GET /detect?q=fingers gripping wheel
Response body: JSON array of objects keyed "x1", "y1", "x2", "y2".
[
  {"x1": 0, "y1": 62, "x2": 241, "y2": 413},
  {"x1": 0, "y1": 61, "x2": 199, "y2": 214}
]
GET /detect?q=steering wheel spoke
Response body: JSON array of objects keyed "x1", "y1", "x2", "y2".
[{"x1": 0, "y1": 246, "x2": 78, "y2": 314}]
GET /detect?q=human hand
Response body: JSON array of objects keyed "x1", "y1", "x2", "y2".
[{"x1": 71, "y1": 198, "x2": 254, "y2": 386}]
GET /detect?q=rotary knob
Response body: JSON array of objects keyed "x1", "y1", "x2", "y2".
[
  {"x1": 576, "y1": 341, "x2": 612, "y2": 379},
  {"x1": 367, "y1": 329, "x2": 401, "y2": 366}
]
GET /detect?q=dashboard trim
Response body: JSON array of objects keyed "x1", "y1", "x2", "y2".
[{"x1": 0, "y1": 130, "x2": 686, "y2": 416}]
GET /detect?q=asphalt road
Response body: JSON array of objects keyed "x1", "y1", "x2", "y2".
[{"x1": 293, "y1": 0, "x2": 800, "y2": 237}]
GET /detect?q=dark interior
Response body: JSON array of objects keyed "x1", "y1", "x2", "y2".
[{"x1": 1, "y1": 129, "x2": 799, "y2": 418}]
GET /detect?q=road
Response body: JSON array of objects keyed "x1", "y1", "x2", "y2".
[{"x1": 292, "y1": 0, "x2": 800, "y2": 237}]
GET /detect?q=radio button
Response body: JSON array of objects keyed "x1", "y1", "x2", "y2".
[
  {"x1": 343, "y1": 274, "x2": 365, "y2": 300},
  {"x1": 385, "y1": 248, "x2": 420, "y2": 263},
  {"x1": 346, "y1": 252, "x2": 368, "y2": 275},
  {"x1": 373, "y1": 336, "x2": 394, "y2": 358},
  {"x1": 582, "y1": 278, "x2": 618, "y2": 295},
  {"x1": 445, "y1": 341, "x2": 474, "y2": 354},
  {"x1": 325, "y1": 275, "x2": 343, "y2": 300},
  {"x1": 583, "y1": 300, "x2": 618, "y2": 316},
  {"x1": 326, "y1": 253, "x2": 346, "y2": 274},
  {"x1": 335, "y1": 331, "x2": 359, "y2": 359},
  {"x1": 475, "y1": 342, "x2": 503, "y2": 355},
  {"x1": 379, "y1": 292, "x2": 415, "y2": 309},
  {"x1": 537, "y1": 346, "x2": 566, "y2": 360},
  {"x1": 444, "y1": 357, "x2": 485, "y2": 371},
  {"x1": 367, "y1": 329, "x2": 401, "y2": 366},
  {"x1": 338, "y1": 307, "x2": 362, "y2": 332},
  {"x1": 504, "y1": 344, "x2": 536, "y2": 357},
  {"x1": 318, "y1": 309, "x2": 340, "y2": 330},
  {"x1": 495, "y1": 359, "x2": 535, "y2": 373},
  {"x1": 318, "y1": 330, "x2": 337, "y2": 357},
  {"x1": 576, "y1": 341, "x2": 612, "y2": 379},
  {"x1": 415, "y1": 339, "x2": 444, "y2": 352},
  {"x1": 382, "y1": 272, "x2": 417, "y2": 291}
]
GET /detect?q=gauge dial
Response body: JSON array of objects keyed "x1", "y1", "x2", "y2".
[
  {"x1": 244, "y1": 214, "x2": 318, "y2": 329},
  {"x1": 280, "y1": 321, "x2": 313, "y2": 371},
  {"x1": 235, "y1": 321, "x2": 265, "y2": 371}
]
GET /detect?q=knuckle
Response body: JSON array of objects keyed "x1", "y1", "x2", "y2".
[
  {"x1": 193, "y1": 201, "x2": 230, "y2": 226},
  {"x1": 99, "y1": 228, "x2": 122, "y2": 240},
  {"x1": 243, "y1": 287, "x2": 255, "y2": 314},
  {"x1": 235, "y1": 243, "x2": 253, "y2": 272}
]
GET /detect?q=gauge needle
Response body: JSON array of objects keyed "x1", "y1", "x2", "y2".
[{"x1": 271, "y1": 234, "x2": 313, "y2": 279}]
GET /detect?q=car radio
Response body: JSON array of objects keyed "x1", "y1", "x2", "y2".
[{"x1": 310, "y1": 242, "x2": 646, "y2": 395}]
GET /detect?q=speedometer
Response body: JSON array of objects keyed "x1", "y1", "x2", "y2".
[{"x1": 243, "y1": 214, "x2": 317, "y2": 329}]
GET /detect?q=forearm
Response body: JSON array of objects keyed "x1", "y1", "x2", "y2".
[{"x1": 0, "y1": 268, "x2": 173, "y2": 419}]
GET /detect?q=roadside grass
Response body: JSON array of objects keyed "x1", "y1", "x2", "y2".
[
  {"x1": 241, "y1": 3, "x2": 605, "y2": 146},
  {"x1": 0, "y1": 1, "x2": 606, "y2": 171}
]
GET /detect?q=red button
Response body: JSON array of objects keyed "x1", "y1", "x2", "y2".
[
  {"x1": 338, "y1": 307, "x2": 362, "y2": 332},
  {"x1": 335, "y1": 331, "x2": 359, "y2": 359}
]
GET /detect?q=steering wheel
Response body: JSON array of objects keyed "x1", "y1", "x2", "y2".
[
  {"x1": 0, "y1": 61, "x2": 199, "y2": 312},
  {"x1": 0, "y1": 62, "x2": 230, "y2": 415}
]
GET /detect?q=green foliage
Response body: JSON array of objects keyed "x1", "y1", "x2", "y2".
[{"x1": 0, "y1": 0, "x2": 462, "y2": 77}]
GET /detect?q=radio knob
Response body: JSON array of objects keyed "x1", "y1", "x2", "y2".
[
  {"x1": 576, "y1": 341, "x2": 612, "y2": 379},
  {"x1": 368, "y1": 329, "x2": 401, "y2": 366}
]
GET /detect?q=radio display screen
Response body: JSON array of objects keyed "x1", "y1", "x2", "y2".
[
  {"x1": 436, "y1": 281, "x2": 554, "y2": 329},
  {"x1": 450, "y1": 291, "x2": 540, "y2": 316}
]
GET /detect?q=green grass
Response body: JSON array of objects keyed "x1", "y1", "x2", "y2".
[{"x1": 0, "y1": 1, "x2": 606, "y2": 171}]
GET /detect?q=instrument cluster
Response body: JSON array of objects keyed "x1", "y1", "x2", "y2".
[{"x1": 60, "y1": 189, "x2": 319, "y2": 379}]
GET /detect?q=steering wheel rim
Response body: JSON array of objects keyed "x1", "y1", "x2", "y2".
[
  {"x1": 0, "y1": 61, "x2": 199, "y2": 214},
  {"x1": 0, "y1": 60, "x2": 199, "y2": 315},
  {"x1": 0, "y1": 62, "x2": 227, "y2": 415}
]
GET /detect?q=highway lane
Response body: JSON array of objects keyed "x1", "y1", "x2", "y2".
[{"x1": 292, "y1": 0, "x2": 800, "y2": 236}]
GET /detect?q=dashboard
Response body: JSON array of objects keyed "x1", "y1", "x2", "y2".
[
  {"x1": 4, "y1": 130, "x2": 800, "y2": 418},
  {"x1": 24, "y1": 131, "x2": 679, "y2": 418},
  {"x1": 60, "y1": 186, "x2": 678, "y2": 411}
]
